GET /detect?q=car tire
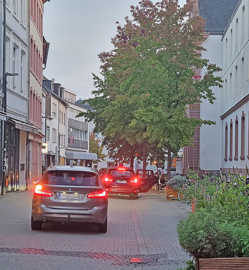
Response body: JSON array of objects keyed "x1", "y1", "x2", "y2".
[
  {"x1": 130, "y1": 193, "x2": 139, "y2": 199},
  {"x1": 31, "y1": 217, "x2": 42, "y2": 231},
  {"x1": 98, "y1": 218, "x2": 107, "y2": 233}
]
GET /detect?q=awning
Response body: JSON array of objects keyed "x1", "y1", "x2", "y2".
[
  {"x1": 13, "y1": 120, "x2": 37, "y2": 133},
  {"x1": 65, "y1": 151, "x2": 98, "y2": 161}
]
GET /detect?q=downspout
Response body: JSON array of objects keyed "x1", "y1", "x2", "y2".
[
  {"x1": 26, "y1": 0, "x2": 31, "y2": 190},
  {"x1": 1, "y1": 0, "x2": 7, "y2": 195}
]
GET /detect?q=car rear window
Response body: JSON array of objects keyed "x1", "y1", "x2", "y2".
[
  {"x1": 44, "y1": 171, "x2": 98, "y2": 186},
  {"x1": 110, "y1": 169, "x2": 133, "y2": 178}
]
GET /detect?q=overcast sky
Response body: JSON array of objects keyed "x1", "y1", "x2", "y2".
[{"x1": 43, "y1": 0, "x2": 186, "y2": 100}]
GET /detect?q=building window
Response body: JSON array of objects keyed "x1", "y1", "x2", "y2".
[
  {"x1": 241, "y1": 112, "x2": 245, "y2": 160},
  {"x1": 46, "y1": 126, "x2": 50, "y2": 142},
  {"x1": 52, "y1": 103, "x2": 57, "y2": 118},
  {"x1": 20, "y1": 51, "x2": 25, "y2": 93},
  {"x1": 234, "y1": 117, "x2": 238, "y2": 160},
  {"x1": 13, "y1": 0, "x2": 17, "y2": 15},
  {"x1": 12, "y1": 45, "x2": 18, "y2": 89},
  {"x1": 225, "y1": 124, "x2": 228, "y2": 161},
  {"x1": 20, "y1": 0, "x2": 25, "y2": 23},
  {"x1": 229, "y1": 120, "x2": 233, "y2": 161},
  {"x1": 52, "y1": 128, "x2": 57, "y2": 143}
]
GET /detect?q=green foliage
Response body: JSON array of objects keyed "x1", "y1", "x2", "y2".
[
  {"x1": 177, "y1": 260, "x2": 196, "y2": 270},
  {"x1": 89, "y1": 133, "x2": 105, "y2": 161},
  {"x1": 178, "y1": 175, "x2": 249, "y2": 259},
  {"x1": 80, "y1": 0, "x2": 222, "y2": 167},
  {"x1": 178, "y1": 208, "x2": 249, "y2": 259}
]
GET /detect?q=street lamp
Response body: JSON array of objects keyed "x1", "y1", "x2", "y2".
[{"x1": 41, "y1": 115, "x2": 52, "y2": 171}]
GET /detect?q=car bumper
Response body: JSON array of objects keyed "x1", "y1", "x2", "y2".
[
  {"x1": 108, "y1": 186, "x2": 139, "y2": 194},
  {"x1": 32, "y1": 204, "x2": 107, "y2": 224}
]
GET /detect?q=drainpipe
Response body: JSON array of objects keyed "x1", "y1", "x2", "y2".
[{"x1": 1, "y1": 0, "x2": 7, "y2": 195}]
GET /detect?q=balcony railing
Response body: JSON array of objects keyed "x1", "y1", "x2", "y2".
[{"x1": 68, "y1": 137, "x2": 88, "y2": 150}]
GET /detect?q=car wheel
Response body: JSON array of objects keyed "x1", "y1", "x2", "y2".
[
  {"x1": 98, "y1": 218, "x2": 107, "y2": 233},
  {"x1": 31, "y1": 217, "x2": 42, "y2": 231},
  {"x1": 130, "y1": 193, "x2": 139, "y2": 199}
]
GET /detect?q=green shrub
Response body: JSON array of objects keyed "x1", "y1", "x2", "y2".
[
  {"x1": 177, "y1": 260, "x2": 196, "y2": 270},
  {"x1": 177, "y1": 208, "x2": 249, "y2": 259}
]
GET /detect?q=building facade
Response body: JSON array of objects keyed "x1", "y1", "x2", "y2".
[
  {"x1": 65, "y1": 91, "x2": 97, "y2": 166},
  {"x1": 183, "y1": 0, "x2": 240, "y2": 174},
  {"x1": 42, "y1": 78, "x2": 68, "y2": 167},
  {"x1": 28, "y1": 0, "x2": 49, "y2": 186},
  {"x1": 0, "y1": 0, "x2": 30, "y2": 193},
  {"x1": 221, "y1": 0, "x2": 249, "y2": 174}
]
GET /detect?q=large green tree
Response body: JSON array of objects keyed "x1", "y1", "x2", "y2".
[{"x1": 81, "y1": 0, "x2": 222, "y2": 174}]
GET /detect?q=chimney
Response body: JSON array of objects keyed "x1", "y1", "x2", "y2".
[
  {"x1": 60, "y1": 87, "x2": 64, "y2": 99},
  {"x1": 53, "y1": 83, "x2": 61, "y2": 96}
]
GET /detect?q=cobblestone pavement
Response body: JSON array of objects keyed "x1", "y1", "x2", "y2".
[{"x1": 0, "y1": 192, "x2": 190, "y2": 270}]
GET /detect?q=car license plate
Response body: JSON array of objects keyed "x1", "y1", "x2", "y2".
[
  {"x1": 56, "y1": 192, "x2": 83, "y2": 201},
  {"x1": 116, "y1": 180, "x2": 127, "y2": 184}
]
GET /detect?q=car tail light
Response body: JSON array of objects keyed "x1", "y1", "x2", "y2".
[
  {"x1": 34, "y1": 184, "x2": 52, "y2": 197},
  {"x1": 104, "y1": 176, "x2": 113, "y2": 183},
  {"x1": 87, "y1": 190, "x2": 108, "y2": 199},
  {"x1": 118, "y1": 167, "x2": 126, "y2": 171},
  {"x1": 130, "y1": 178, "x2": 139, "y2": 184}
]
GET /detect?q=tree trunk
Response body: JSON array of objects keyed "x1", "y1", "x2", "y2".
[
  {"x1": 130, "y1": 155, "x2": 134, "y2": 170},
  {"x1": 143, "y1": 155, "x2": 147, "y2": 172},
  {"x1": 167, "y1": 148, "x2": 172, "y2": 180}
]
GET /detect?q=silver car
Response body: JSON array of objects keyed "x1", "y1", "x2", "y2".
[{"x1": 31, "y1": 166, "x2": 108, "y2": 233}]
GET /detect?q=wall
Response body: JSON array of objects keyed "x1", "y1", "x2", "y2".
[
  {"x1": 5, "y1": 0, "x2": 29, "y2": 122},
  {"x1": 200, "y1": 35, "x2": 222, "y2": 171},
  {"x1": 221, "y1": 0, "x2": 249, "y2": 171}
]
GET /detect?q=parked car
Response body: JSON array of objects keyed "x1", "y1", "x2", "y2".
[
  {"x1": 31, "y1": 166, "x2": 108, "y2": 233},
  {"x1": 136, "y1": 169, "x2": 156, "y2": 192},
  {"x1": 101, "y1": 167, "x2": 140, "y2": 199}
]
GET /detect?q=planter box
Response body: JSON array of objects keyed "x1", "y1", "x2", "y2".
[
  {"x1": 198, "y1": 257, "x2": 249, "y2": 270},
  {"x1": 165, "y1": 186, "x2": 181, "y2": 200}
]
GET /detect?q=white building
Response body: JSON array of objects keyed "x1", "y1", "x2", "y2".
[
  {"x1": 42, "y1": 79, "x2": 68, "y2": 167},
  {"x1": 221, "y1": 0, "x2": 249, "y2": 174},
  {"x1": 183, "y1": 0, "x2": 240, "y2": 174},
  {"x1": 0, "y1": 0, "x2": 30, "y2": 192},
  {"x1": 65, "y1": 90, "x2": 97, "y2": 166}
]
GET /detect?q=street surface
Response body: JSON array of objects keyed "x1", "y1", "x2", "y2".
[{"x1": 0, "y1": 192, "x2": 190, "y2": 270}]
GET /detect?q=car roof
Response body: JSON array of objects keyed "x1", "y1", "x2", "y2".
[
  {"x1": 108, "y1": 167, "x2": 134, "y2": 173},
  {"x1": 47, "y1": 166, "x2": 97, "y2": 174}
]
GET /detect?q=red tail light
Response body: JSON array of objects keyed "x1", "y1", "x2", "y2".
[
  {"x1": 130, "y1": 178, "x2": 139, "y2": 184},
  {"x1": 104, "y1": 176, "x2": 113, "y2": 183},
  {"x1": 87, "y1": 190, "x2": 108, "y2": 199},
  {"x1": 34, "y1": 185, "x2": 52, "y2": 197}
]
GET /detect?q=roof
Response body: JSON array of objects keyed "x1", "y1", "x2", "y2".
[
  {"x1": 75, "y1": 100, "x2": 93, "y2": 111},
  {"x1": 47, "y1": 166, "x2": 96, "y2": 173},
  {"x1": 199, "y1": 0, "x2": 240, "y2": 34}
]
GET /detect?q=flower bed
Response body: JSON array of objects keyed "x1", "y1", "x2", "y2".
[{"x1": 177, "y1": 173, "x2": 249, "y2": 269}]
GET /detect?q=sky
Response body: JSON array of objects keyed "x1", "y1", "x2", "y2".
[{"x1": 43, "y1": 0, "x2": 186, "y2": 100}]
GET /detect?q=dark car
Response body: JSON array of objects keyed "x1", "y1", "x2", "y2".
[
  {"x1": 137, "y1": 169, "x2": 156, "y2": 192},
  {"x1": 31, "y1": 166, "x2": 108, "y2": 233},
  {"x1": 101, "y1": 167, "x2": 140, "y2": 199}
]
